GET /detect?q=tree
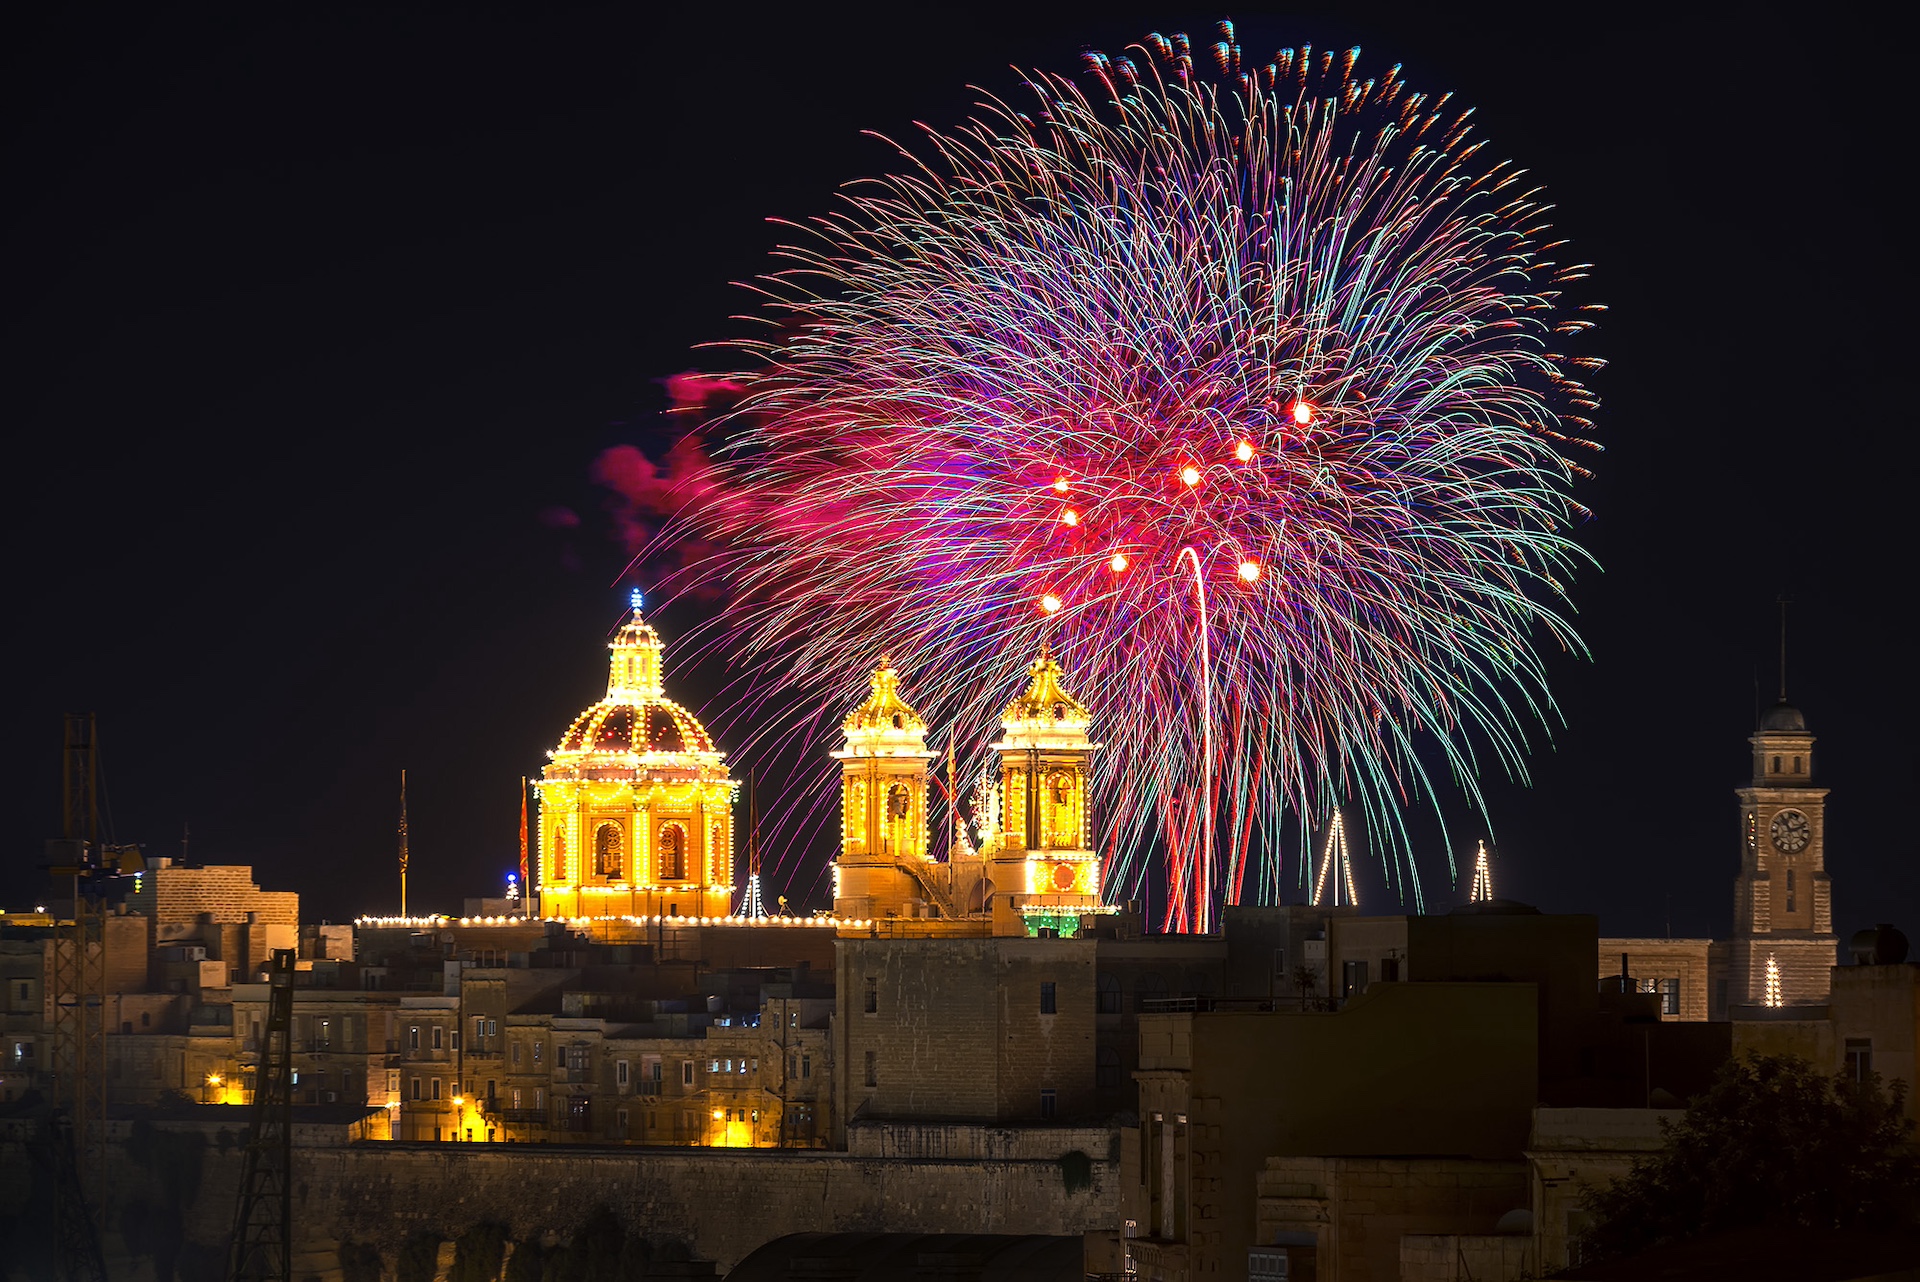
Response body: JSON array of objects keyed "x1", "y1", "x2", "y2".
[{"x1": 1582, "y1": 1053, "x2": 1920, "y2": 1260}]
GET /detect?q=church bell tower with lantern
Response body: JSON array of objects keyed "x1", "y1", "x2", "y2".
[
  {"x1": 987, "y1": 647, "x2": 1104, "y2": 936},
  {"x1": 831, "y1": 659, "x2": 938, "y2": 921}
]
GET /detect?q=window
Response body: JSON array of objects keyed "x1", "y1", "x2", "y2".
[
  {"x1": 1787, "y1": 869, "x2": 1796, "y2": 913},
  {"x1": 511, "y1": 1042, "x2": 521, "y2": 1066},
  {"x1": 1040, "y1": 981, "x2": 1057, "y2": 1015},
  {"x1": 1794, "y1": 755, "x2": 1803, "y2": 774},
  {"x1": 14, "y1": 982, "x2": 27, "y2": 1002},
  {"x1": 432, "y1": 1026, "x2": 443, "y2": 1051},
  {"x1": 863, "y1": 1051, "x2": 877, "y2": 1087},
  {"x1": 1658, "y1": 978, "x2": 1680, "y2": 1016},
  {"x1": 801, "y1": 1054, "x2": 811, "y2": 1079},
  {"x1": 411, "y1": 1078, "x2": 421, "y2": 1101},
  {"x1": 1097, "y1": 1047, "x2": 1122, "y2": 1089},
  {"x1": 658, "y1": 822, "x2": 687, "y2": 880},
  {"x1": 682, "y1": 1060, "x2": 695, "y2": 1086},
  {"x1": 409, "y1": 1026, "x2": 420, "y2": 1051},
  {"x1": 534, "y1": 1089, "x2": 544, "y2": 1110},
  {"x1": 1846, "y1": 1038, "x2": 1872, "y2": 1082},
  {"x1": 1040, "y1": 1088, "x2": 1058, "y2": 1119},
  {"x1": 1772, "y1": 755, "x2": 1781, "y2": 773},
  {"x1": 474, "y1": 1017, "x2": 485, "y2": 1041},
  {"x1": 1341, "y1": 960, "x2": 1368, "y2": 999},
  {"x1": 595, "y1": 822, "x2": 625, "y2": 879},
  {"x1": 1097, "y1": 973, "x2": 1122, "y2": 1014},
  {"x1": 487, "y1": 1019, "x2": 497, "y2": 1036},
  {"x1": 532, "y1": 1042, "x2": 542, "y2": 1065},
  {"x1": 431, "y1": 1078, "x2": 442, "y2": 1100},
  {"x1": 1380, "y1": 958, "x2": 1401, "y2": 983},
  {"x1": 617, "y1": 1060, "x2": 630, "y2": 1086},
  {"x1": 568, "y1": 1045, "x2": 589, "y2": 1073},
  {"x1": 512, "y1": 1088, "x2": 522, "y2": 1110},
  {"x1": 863, "y1": 976, "x2": 878, "y2": 1014}
]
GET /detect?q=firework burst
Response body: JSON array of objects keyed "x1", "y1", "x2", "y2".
[{"x1": 654, "y1": 25, "x2": 1602, "y2": 930}]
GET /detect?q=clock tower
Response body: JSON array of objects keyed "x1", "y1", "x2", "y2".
[{"x1": 1729, "y1": 697, "x2": 1837, "y2": 1007}]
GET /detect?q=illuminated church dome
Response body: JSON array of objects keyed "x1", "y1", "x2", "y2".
[{"x1": 534, "y1": 591, "x2": 736, "y2": 919}]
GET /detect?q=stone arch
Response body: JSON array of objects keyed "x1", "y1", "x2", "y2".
[
  {"x1": 552, "y1": 830, "x2": 568, "y2": 882},
  {"x1": 593, "y1": 822, "x2": 623, "y2": 879},
  {"x1": 658, "y1": 822, "x2": 687, "y2": 880}
]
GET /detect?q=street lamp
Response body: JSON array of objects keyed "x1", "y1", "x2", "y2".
[{"x1": 205, "y1": 1073, "x2": 223, "y2": 1104}]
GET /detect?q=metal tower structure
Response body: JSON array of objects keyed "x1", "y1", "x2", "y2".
[
  {"x1": 1310, "y1": 811, "x2": 1358, "y2": 908},
  {"x1": 741, "y1": 772, "x2": 767, "y2": 919},
  {"x1": 48, "y1": 712, "x2": 108, "y2": 1278},
  {"x1": 1468, "y1": 841, "x2": 1494, "y2": 903},
  {"x1": 228, "y1": 948, "x2": 296, "y2": 1282}
]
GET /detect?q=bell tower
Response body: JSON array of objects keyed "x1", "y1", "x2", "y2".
[
  {"x1": 987, "y1": 647, "x2": 1105, "y2": 936},
  {"x1": 1730, "y1": 689, "x2": 1837, "y2": 1008},
  {"x1": 832, "y1": 659, "x2": 936, "y2": 921}
]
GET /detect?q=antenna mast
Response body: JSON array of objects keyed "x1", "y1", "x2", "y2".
[{"x1": 397, "y1": 770, "x2": 409, "y2": 918}]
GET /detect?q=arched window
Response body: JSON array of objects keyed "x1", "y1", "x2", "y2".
[
  {"x1": 1096, "y1": 1046, "x2": 1123, "y2": 1089},
  {"x1": 1047, "y1": 772, "x2": 1075, "y2": 848},
  {"x1": 1097, "y1": 972, "x2": 1123, "y2": 1014},
  {"x1": 553, "y1": 832, "x2": 568, "y2": 882},
  {"x1": 1136, "y1": 971, "x2": 1167, "y2": 1011},
  {"x1": 885, "y1": 783, "x2": 913, "y2": 856},
  {"x1": 594, "y1": 823, "x2": 624, "y2": 879},
  {"x1": 658, "y1": 823, "x2": 686, "y2": 880}
]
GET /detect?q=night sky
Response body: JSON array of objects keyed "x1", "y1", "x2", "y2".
[{"x1": 6, "y1": 4, "x2": 1910, "y2": 940}]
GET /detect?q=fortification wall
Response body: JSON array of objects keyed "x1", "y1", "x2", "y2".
[{"x1": 0, "y1": 1127, "x2": 1118, "y2": 1280}]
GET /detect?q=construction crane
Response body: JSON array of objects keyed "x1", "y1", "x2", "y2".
[
  {"x1": 228, "y1": 947, "x2": 296, "y2": 1281},
  {"x1": 42, "y1": 713, "x2": 125, "y2": 1282}
]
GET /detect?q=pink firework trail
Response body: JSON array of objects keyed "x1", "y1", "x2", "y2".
[{"x1": 654, "y1": 26, "x2": 1602, "y2": 930}]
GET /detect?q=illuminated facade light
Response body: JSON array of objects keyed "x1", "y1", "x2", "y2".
[{"x1": 1764, "y1": 954, "x2": 1783, "y2": 1008}]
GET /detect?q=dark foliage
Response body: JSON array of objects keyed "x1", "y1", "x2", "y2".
[
  {"x1": 1582, "y1": 1053, "x2": 1920, "y2": 1261},
  {"x1": 1059, "y1": 1149, "x2": 1094, "y2": 1194},
  {"x1": 397, "y1": 1229, "x2": 446, "y2": 1282},
  {"x1": 452, "y1": 1221, "x2": 511, "y2": 1282},
  {"x1": 503, "y1": 1238, "x2": 545, "y2": 1282},
  {"x1": 338, "y1": 1240, "x2": 385, "y2": 1282}
]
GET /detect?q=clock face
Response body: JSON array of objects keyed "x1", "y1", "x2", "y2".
[{"x1": 1770, "y1": 808, "x2": 1812, "y2": 855}]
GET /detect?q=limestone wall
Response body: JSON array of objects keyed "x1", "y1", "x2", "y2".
[{"x1": 0, "y1": 1129, "x2": 1117, "y2": 1280}]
